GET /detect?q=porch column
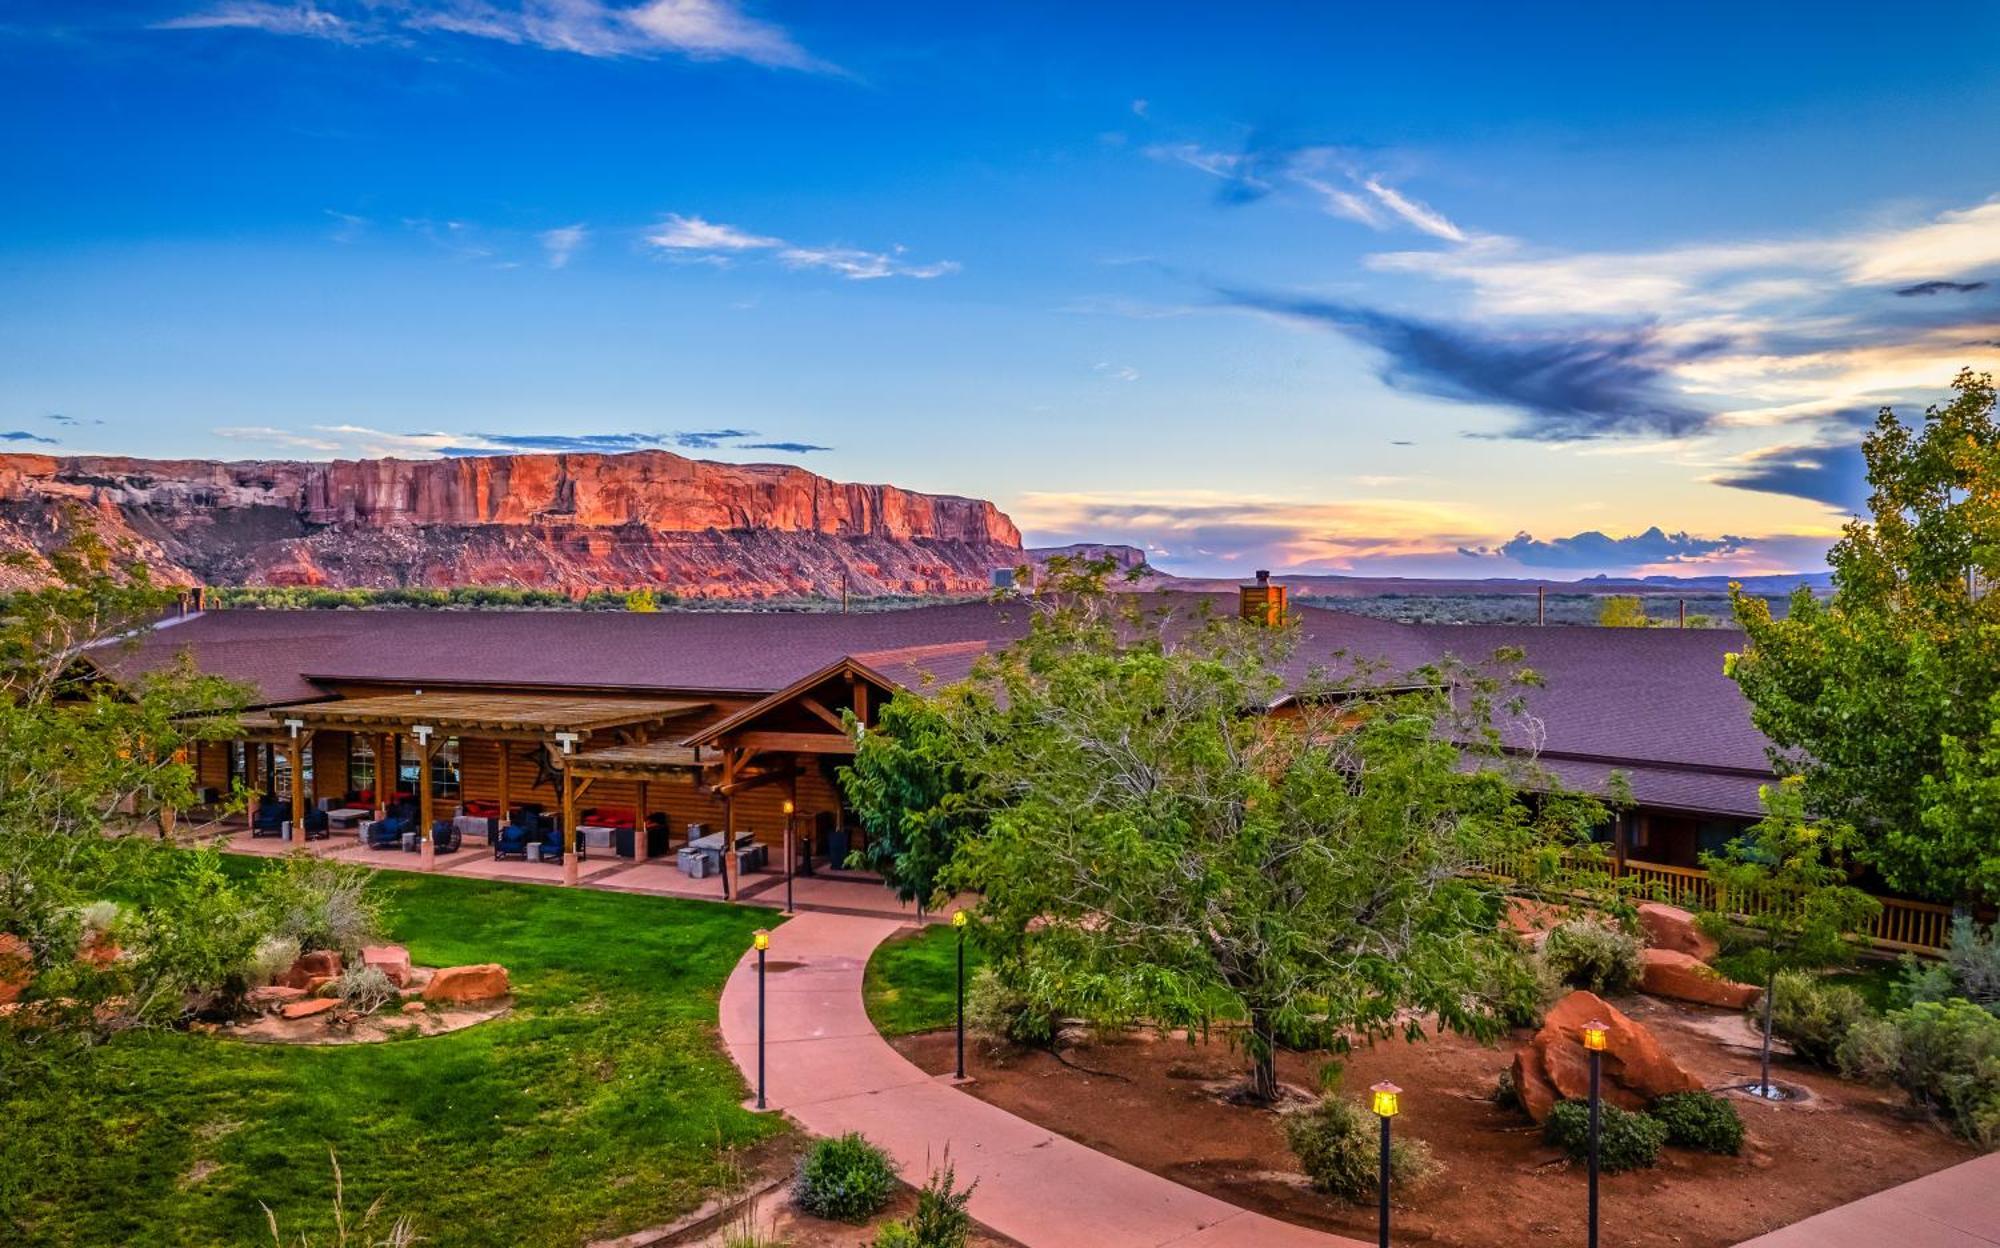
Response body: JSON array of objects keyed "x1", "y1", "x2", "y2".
[
  {"x1": 287, "y1": 732, "x2": 306, "y2": 845},
  {"x1": 415, "y1": 726, "x2": 436, "y2": 870},
  {"x1": 496, "y1": 743, "x2": 512, "y2": 822},
  {"x1": 635, "y1": 779, "x2": 650, "y2": 860},
  {"x1": 374, "y1": 733, "x2": 392, "y2": 819},
  {"x1": 561, "y1": 764, "x2": 584, "y2": 886},
  {"x1": 1612, "y1": 812, "x2": 1630, "y2": 875},
  {"x1": 720, "y1": 748, "x2": 741, "y2": 901}
]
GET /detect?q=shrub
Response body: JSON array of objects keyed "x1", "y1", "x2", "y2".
[
  {"x1": 1771, "y1": 969, "x2": 1873, "y2": 1068},
  {"x1": 260, "y1": 855, "x2": 383, "y2": 957},
  {"x1": 1481, "y1": 935, "x2": 1561, "y2": 1028},
  {"x1": 1542, "y1": 920, "x2": 1644, "y2": 995},
  {"x1": 1838, "y1": 998, "x2": 2000, "y2": 1148},
  {"x1": 1284, "y1": 1094, "x2": 1439, "y2": 1203},
  {"x1": 902, "y1": 1157, "x2": 975, "y2": 1248},
  {"x1": 335, "y1": 965, "x2": 396, "y2": 1015},
  {"x1": 1650, "y1": 1091, "x2": 1744, "y2": 1154},
  {"x1": 1902, "y1": 918, "x2": 2000, "y2": 1016},
  {"x1": 792, "y1": 1133, "x2": 897, "y2": 1223},
  {"x1": 245, "y1": 934, "x2": 302, "y2": 988},
  {"x1": 965, "y1": 967, "x2": 1058, "y2": 1050},
  {"x1": 1542, "y1": 1100, "x2": 1665, "y2": 1172},
  {"x1": 872, "y1": 1225, "x2": 919, "y2": 1248}
]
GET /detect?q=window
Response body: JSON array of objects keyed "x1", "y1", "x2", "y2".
[
  {"x1": 432, "y1": 739, "x2": 462, "y2": 802},
  {"x1": 348, "y1": 736, "x2": 376, "y2": 798}
]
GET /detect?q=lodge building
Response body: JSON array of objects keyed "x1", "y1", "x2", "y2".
[{"x1": 100, "y1": 582, "x2": 1782, "y2": 894}]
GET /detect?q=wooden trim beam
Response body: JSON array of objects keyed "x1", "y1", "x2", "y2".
[
  {"x1": 797, "y1": 695, "x2": 847, "y2": 733},
  {"x1": 730, "y1": 730, "x2": 856, "y2": 756}
]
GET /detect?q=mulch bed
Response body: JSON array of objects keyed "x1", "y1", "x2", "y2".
[{"x1": 893, "y1": 994, "x2": 1975, "y2": 1248}]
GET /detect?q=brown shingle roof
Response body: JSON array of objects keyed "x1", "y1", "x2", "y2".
[{"x1": 107, "y1": 594, "x2": 1775, "y2": 818}]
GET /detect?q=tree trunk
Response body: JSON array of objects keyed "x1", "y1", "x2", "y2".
[{"x1": 1247, "y1": 1008, "x2": 1280, "y2": 1104}]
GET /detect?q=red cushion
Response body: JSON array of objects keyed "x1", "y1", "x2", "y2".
[
  {"x1": 461, "y1": 799, "x2": 501, "y2": 818},
  {"x1": 583, "y1": 806, "x2": 637, "y2": 829}
]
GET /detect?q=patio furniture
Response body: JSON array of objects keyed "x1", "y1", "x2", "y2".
[
  {"x1": 676, "y1": 844, "x2": 714, "y2": 878},
  {"x1": 250, "y1": 795, "x2": 286, "y2": 837},
  {"x1": 525, "y1": 842, "x2": 543, "y2": 863},
  {"x1": 431, "y1": 820, "x2": 462, "y2": 854},
  {"x1": 493, "y1": 806, "x2": 546, "y2": 861},
  {"x1": 401, "y1": 831, "x2": 418, "y2": 852},
  {"x1": 365, "y1": 800, "x2": 419, "y2": 850},
  {"x1": 451, "y1": 814, "x2": 493, "y2": 844},
  {"x1": 576, "y1": 824, "x2": 614, "y2": 851},
  {"x1": 281, "y1": 809, "x2": 331, "y2": 842},
  {"x1": 325, "y1": 807, "x2": 371, "y2": 829}
]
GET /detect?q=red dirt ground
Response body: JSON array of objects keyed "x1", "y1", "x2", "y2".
[{"x1": 893, "y1": 994, "x2": 1974, "y2": 1248}]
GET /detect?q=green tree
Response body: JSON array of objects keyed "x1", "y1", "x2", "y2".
[
  {"x1": 1729, "y1": 370, "x2": 2000, "y2": 903},
  {"x1": 849, "y1": 566, "x2": 1605, "y2": 1101},
  {"x1": 1597, "y1": 595, "x2": 1651, "y2": 628},
  {"x1": 841, "y1": 693, "x2": 984, "y2": 905},
  {"x1": 1700, "y1": 778, "x2": 1880, "y2": 1098},
  {"x1": 0, "y1": 520, "x2": 251, "y2": 1035}
]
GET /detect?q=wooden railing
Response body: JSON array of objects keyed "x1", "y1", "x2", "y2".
[{"x1": 1471, "y1": 852, "x2": 1956, "y2": 955}]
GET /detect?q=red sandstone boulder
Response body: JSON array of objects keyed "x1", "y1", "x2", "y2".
[
  {"x1": 361, "y1": 945, "x2": 412, "y2": 988},
  {"x1": 1639, "y1": 948, "x2": 1761, "y2": 1009},
  {"x1": 1510, "y1": 990, "x2": 1702, "y2": 1122},
  {"x1": 280, "y1": 949, "x2": 342, "y2": 989},
  {"x1": 401, "y1": 1001, "x2": 427, "y2": 1014},
  {"x1": 422, "y1": 964, "x2": 509, "y2": 1004},
  {"x1": 0, "y1": 933, "x2": 31, "y2": 1006},
  {"x1": 281, "y1": 997, "x2": 339, "y2": 1020},
  {"x1": 1502, "y1": 898, "x2": 1571, "y2": 947},
  {"x1": 1637, "y1": 903, "x2": 1720, "y2": 962}
]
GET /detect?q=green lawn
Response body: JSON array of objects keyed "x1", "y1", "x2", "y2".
[
  {"x1": 862, "y1": 923, "x2": 986, "y2": 1036},
  {"x1": 1, "y1": 863, "x2": 785, "y2": 1247}
]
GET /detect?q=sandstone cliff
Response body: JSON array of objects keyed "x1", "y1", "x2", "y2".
[{"x1": 0, "y1": 451, "x2": 1025, "y2": 598}]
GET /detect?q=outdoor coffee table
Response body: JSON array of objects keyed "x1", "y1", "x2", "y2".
[{"x1": 326, "y1": 807, "x2": 370, "y2": 829}]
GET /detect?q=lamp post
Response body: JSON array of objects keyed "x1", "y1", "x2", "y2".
[
  {"x1": 951, "y1": 909, "x2": 969, "y2": 1080},
  {"x1": 1583, "y1": 1019, "x2": 1608, "y2": 1248},
  {"x1": 753, "y1": 929, "x2": 770, "y2": 1110},
  {"x1": 781, "y1": 799, "x2": 796, "y2": 915},
  {"x1": 1370, "y1": 1081, "x2": 1400, "y2": 1248}
]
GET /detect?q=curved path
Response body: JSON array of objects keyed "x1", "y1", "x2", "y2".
[{"x1": 717, "y1": 911, "x2": 1367, "y2": 1248}]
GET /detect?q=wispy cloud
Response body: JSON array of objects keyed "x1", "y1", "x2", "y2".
[
  {"x1": 645, "y1": 212, "x2": 959, "y2": 281},
  {"x1": 157, "y1": 0, "x2": 833, "y2": 71},
  {"x1": 45, "y1": 413, "x2": 100, "y2": 427},
  {"x1": 538, "y1": 223, "x2": 587, "y2": 269},
  {"x1": 671, "y1": 428, "x2": 754, "y2": 448},
  {"x1": 737, "y1": 440, "x2": 831, "y2": 453},
  {"x1": 1, "y1": 430, "x2": 60, "y2": 445},
  {"x1": 1146, "y1": 135, "x2": 1473, "y2": 242},
  {"x1": 1896, "y1": 279, "x2": 1989, "y2": 297}
]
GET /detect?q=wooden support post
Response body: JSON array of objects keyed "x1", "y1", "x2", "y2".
[
  {"x1": 289, "y1": 735, "x2": 306, "y2": 846},
  {"x1": 636, "y1": 779, "x2": 650, "y2": 860},
  {"x1": 246, "y1": 742, "x2": 261, "y2": 796},
  {"x1": 561, "y1": 764, "x2": 579, "y2": 886},
  {"x1": 721, "y1": 748, "x2": 742, "y2": 900},
  {"x1": 1612, "y1": 812, "x2": 1630, "y2": 876},
  {"x1": 375, "y1": 734, "x2": 392, "y2": 819},
  {"x1": 496, "y1": 744, "x2": 512, "y2": 822},
  {"x1": 417, "y1": 734, "x2": 436, "y2": 870}
]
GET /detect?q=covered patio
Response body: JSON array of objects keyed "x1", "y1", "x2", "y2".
[{"x1": 210, "y1": 691, "x2": 712, "y2": 883}]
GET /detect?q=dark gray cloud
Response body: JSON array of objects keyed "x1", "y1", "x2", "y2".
[
  {"x1": 736, "y1": 441, "x2": 831, "y2": 454},
  {"x1": 1895, "y1": 280, "x2": 1989, "y2": 297},
  {"x1": 1714, "y1": 441, "x2": 1870, "y2": 511},
  {"x1": 44, "y1": 413, "x2": 97, "y2": 427},
  {"x1": 2, "y1": 430, "x2": 58, "y2": 445},
  {"x1": 1460, "y1": 527, "x2": 1748, "y2": 569},
  {"x1": 1217, "y1": 288, "x2": 1720, "y2": 440}
]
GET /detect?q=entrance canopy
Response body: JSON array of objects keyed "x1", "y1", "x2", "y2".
[{"x1": 287, "y1": 691, "x2": 710, "y2": 743}]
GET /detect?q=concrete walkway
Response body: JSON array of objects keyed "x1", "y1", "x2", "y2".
[
  {"x1": 1731, "y1": 1151, "x2": 2000, "y2": 1247},
  {"x1": 717, "y1": 911, "x2": 1367, "y2": 1248}
]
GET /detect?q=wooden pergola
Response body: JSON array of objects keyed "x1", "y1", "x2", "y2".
[{"x1": 285, "y1": 692, "x2": 710, "y2": 879}]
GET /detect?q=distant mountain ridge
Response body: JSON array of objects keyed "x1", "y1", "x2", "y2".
[
  {"x1": 1135, "y1": 569, "x2": 1831, "y2": 596},
  {"x1": 0, "y1": 450, "x2": 1026, "y2": 598}
]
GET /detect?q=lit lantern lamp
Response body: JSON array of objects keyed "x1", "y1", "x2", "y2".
[
  {"x1": 952, "y1": 909, "x2": 970, "y2": 1079},
  {"x1": 1369, "y1": 1081, "x2": 1401, "y2": 1248},
  {"x1": 1583, "y1": 1021, "x2": 1608, "y2": 1248},
  {"x1": 752, "y1": 929, "x2": 771, "y2": 1109},
  {"x1": 780, "y1": 799, "x2": 797, "y2": 914}
]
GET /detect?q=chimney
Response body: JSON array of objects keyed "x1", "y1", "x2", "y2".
[{"x1": 1240, "y1": 569, "x2": 1287, "y2": 626}]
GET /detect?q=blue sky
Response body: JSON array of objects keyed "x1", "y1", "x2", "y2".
[{"x1": 6, "y1": 2, "x2": 2000, "y2": 577}]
